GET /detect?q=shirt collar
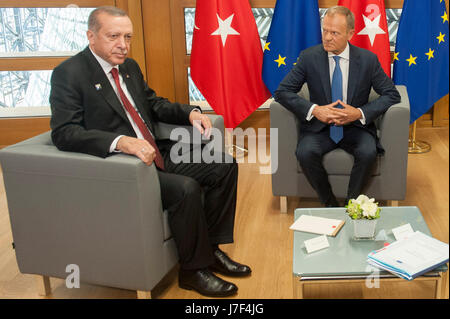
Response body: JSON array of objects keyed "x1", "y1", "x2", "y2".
[
  {"x1": 89, "y1": 46, "x2": 118, "y2": 75},
  {"x1": 328, "y1": 42, "x2": 350, "y2": 60}
]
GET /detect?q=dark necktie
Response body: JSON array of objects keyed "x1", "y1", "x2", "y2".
[
  {"x1": 110, "y1": 68, "x2": 164, "y2": 170},
  {"x1": 330, "y1": 56, "x2": 344, "y2": 144}
]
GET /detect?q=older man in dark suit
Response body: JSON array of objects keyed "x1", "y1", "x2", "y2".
[
  {"x1": 274, "y1": 6, "x2": 401, "y2": 207},
  {"x1": 50, "y1": 6, "x2": 250, "y2": 297}
]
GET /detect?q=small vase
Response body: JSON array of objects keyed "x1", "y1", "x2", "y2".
[{"x1": 351, "y1": 218, "x2": 378, "y2": 240}]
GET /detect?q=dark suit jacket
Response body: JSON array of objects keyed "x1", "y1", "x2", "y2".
[
  {"x1": 274, "y1": 43, "x2": 401, "y2": 149},
  {"x1": 50, "y1": 47, "x2": 197, "y2": 158}
]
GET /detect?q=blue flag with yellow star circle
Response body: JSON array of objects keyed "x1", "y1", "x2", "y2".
[
  {"x1": 393, "y1": 0, "x2": 449, "y2": 124},
  {"x1": 262, "y1": 0, "x2": 322, "y2": 95}
]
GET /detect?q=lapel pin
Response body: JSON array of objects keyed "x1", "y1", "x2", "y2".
[
  {"x1": 95, "y1": 84, "x2": 102, "y2": 91},
  {"x1": 126, "y1": 74, "x2": 130, "y2": 79}
]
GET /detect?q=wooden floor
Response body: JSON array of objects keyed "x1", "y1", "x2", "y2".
[{"x1": 0, "y1": 126, "x2": 448, "y2": 299}]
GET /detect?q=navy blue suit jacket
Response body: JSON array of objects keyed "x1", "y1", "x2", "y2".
[{"x1": 274, "y1": 43, "x2": 400, "y2": 151}]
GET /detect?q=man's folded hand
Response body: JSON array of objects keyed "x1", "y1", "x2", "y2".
[{"x1": 116, "y1": 136, "x2": 156, "y2": 166}]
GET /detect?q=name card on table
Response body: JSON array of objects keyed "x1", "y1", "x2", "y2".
[
  {"x1": 304, "y1": 235, "x2": 330, "y2": 254},
  {"x1": 392, "y1": 223, "x2": 414, "y2": 241}
]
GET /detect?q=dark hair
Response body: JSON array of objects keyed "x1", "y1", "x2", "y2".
[
  {"x1": 88, "y1": 6, "x2": 128, "y2": 33},
  {"x1": 325, "y1": 5, "x2": 355, "y2": 31}
]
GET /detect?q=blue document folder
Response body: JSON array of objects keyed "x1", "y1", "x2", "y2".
[{"x1": 367, "y1": 231, "x2": 449, "y2": 280}]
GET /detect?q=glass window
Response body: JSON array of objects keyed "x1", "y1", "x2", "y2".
[
  {"x1": 0, "y1": 7, "x2": 94, "y2": 116},
  {"x1": 385, "y1": 9, "x2": 402, "y2": 48},
  {"x1": 184, "y1": 8, "x2": 195, "y2": 55},
  {"x1": 0, "y1": 7, "x2": 94, "y2": 55},
  {"x1": 0, "y1": 70, "x2": 52, "y2": 108},
  {"x1": 187, "y1": 67, "x2": 204, "y2": 102}
]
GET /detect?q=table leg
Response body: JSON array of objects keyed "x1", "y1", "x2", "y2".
[
  {"x1": 137, "y1": 290, "x2": 152, "y2": 299},
  {"x1": 435, "y1": 274, "x2": 442, "y2": 299},
  {"x1": 437, "y1": 271, "x2": 448, "y2": 299},
  {"x1": 387, "y1": 200, "x2": 398, "y2": 206},
  {"x1": 280, "y1": 196, "x2": 287, "y2": 214},
  {"x1": 36, "y1": 275, "x2": 51, "y2": 296},
  {"x1": 292, "y1": 275, "x2": 304, "y2": 299}
]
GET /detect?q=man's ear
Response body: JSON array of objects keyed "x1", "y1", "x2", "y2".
[
  {"x1": 347, "y1": 28, "x2": 355, "y2": 41},
  {"x1": 86, "y1": 30, "x2": 95, "y2": 44}
]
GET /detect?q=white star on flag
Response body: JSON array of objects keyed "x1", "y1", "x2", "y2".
[
  {"x1": 211, "y1": 13, "x2": 240, "y2": 47},
  {"x1": 357, "y1": 14, "x2": 386, "y2": 46}
]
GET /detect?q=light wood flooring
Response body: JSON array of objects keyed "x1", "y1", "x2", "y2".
[{"x1": 0, "y1": 127, "x2": 448, "y2": 299}]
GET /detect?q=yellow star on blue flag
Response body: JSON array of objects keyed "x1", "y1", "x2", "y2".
[
  {"x1": 274, "y1": 55, "x2": 287, "y2": 67},
  {"x1": 393, "y1": 0, "x2": 449, "y2": 124}
]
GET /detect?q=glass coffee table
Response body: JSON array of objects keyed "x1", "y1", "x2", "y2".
[{"x1": 293, "y1": 206, "x2": 448, "y2": 299}]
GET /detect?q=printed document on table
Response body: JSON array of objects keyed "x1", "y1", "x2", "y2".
[{"x1": 367, "y1": 231, "x2": 449, "y2": 280}]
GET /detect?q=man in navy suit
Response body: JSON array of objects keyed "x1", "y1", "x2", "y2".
[
  {"x1": 274, "y1": 6, "x2": 400, "y2": 207},
  {"x1": 50, "y1": 6, "x2": 251, "y2": 297}
]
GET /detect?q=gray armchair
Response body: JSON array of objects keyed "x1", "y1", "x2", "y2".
[
  {"x1": 271, "y1": 85, "x2": 410, "y2": 213},
  {"x1": 0, "y1": 115, "x2": 224, "y2": 298}
]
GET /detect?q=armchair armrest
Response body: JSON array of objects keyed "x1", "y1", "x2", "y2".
[
  {"x1": 377, "y1": 85, "x2": 410, "y2": 199},
  {"x1": 154, "y1": 114, "x2": 225, "y2": 151},
  {"x1": 270, "y1": 100, "x2": 301, "y2": 196}
]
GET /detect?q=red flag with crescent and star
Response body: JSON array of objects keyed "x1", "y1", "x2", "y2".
[
  {"x1": 338, "y1": 0, "x2": 391, "y2": 77},
  {"x1": 190, "y1": 0, "x2": 270, "y2": 129}
]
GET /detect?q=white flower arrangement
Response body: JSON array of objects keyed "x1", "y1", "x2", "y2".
[{"x1": 346, "y1": 195, "x2": 381, "y2": 220}]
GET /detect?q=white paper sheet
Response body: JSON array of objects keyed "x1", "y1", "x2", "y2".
[{"x1": 290, "y1": 214, "x2": 344, "y2": 236}]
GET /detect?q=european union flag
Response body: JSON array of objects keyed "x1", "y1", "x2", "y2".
[
  {"x1": 262, "y1": 0, "x2": 322, "y2": 95},
  {"x1": 393, "y1": 0, "x2": 449, "y2": 124}
]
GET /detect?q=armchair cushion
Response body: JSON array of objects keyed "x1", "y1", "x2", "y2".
[{"x1": 297, "y1": 149, "x2": 381, "y2": 176}]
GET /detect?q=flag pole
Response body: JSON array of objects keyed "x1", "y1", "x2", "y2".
[{"x1": 408, "y1": 121, "x2": 431, "y2": 154}]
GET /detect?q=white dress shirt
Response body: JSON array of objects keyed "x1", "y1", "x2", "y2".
[{"x1": 306, "y1": 43, "x2": 366, "y2": 124}]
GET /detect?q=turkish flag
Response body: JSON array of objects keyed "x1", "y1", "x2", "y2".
[
  {"x1": 191, "y1": 0, "x2": 270, "y2": 129},
  {"x1": 338, "y1": 0, "x2": 391, "y2": 77}
]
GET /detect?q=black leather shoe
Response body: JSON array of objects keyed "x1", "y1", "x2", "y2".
[
  {"x1": 178, "y1": 268, "x2": 238, "y2": 297},
  {"x1": 209, "y1": 248, "x2": 252, "y2": 277}
]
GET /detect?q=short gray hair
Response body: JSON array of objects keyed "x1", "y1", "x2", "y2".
[
  {"x1": 88, "y1": 6, "x2": 128, "y2": 33},
  {"x1": 325, "y1": 5, "x2": 355, "y2": 31}
]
